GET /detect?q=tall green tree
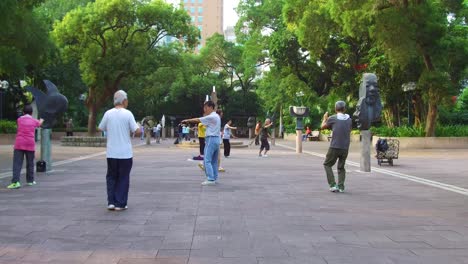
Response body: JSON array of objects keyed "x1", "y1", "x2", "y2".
[
  {"x1": 0, "y1": 0, "x2": 49, "y2": 81},
  {"x1": 53, "y1": 0, "x2": 199, "y2": 134},
  {"x1": 200, "y1": 33, "x2": 261, "y2": 117},
  {"x1": 284, "y1": 0, "x2": 468, "y2": 136}
]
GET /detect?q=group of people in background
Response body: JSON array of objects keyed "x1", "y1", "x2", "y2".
[{"x1": 7, "y1": 89, "x2": 351, "y2": 211}]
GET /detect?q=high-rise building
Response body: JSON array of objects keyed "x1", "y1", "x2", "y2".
[{"x1": 180, "y1": 0, "x2": 223, "y2": 50}]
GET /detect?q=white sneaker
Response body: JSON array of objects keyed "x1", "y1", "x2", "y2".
[
  {"x1": 201, "y1": 180, "x2": 216, "y2": 186},
  {"x1": 329, "y1": 186, "x2": 338, "y2": 192},
  {"x1": 262, "y1": 155, "x2": 268, "y2": 158},
  {"x1": 107, "y1": 204, "x2": 115, "y2": 210},
  {"x1": 114, "y1": 206, "x2": 128, "y2": 211}
]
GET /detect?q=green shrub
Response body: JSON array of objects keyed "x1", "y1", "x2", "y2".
[
  {"x1": 438, "y1": 109, "x2": 468, "y2": 125},
  {"x1": 0, "y1": 120, "x2": 17, "y2": 134},
  {"x1": 436, "y1": 125, "x2": 468, "y2": 137},
  {"x1": 371, "y1": 125, "x2": 468, "y2": 137}
]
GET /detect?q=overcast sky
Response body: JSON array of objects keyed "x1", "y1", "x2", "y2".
[{"x1": 224, "y1": 0, "x2": 240, "y2": 30}]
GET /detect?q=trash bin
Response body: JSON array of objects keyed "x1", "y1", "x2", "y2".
[{"x1": 36, "y1": 160, "x2": 46, "y2": 172}]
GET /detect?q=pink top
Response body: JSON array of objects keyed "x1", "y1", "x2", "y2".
[{"x1": 14, "y1": 115, "x2": 41, "y2": 151}]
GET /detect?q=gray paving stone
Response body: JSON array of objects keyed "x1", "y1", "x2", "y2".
[{"x1": 0, "y1": 139, "x2": 467, "y2": 263}]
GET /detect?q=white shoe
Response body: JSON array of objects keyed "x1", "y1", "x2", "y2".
[
  {"x1": 114, "y1": 206, "x2": 128, "y2": 211},
  {"x1": 329, "y1": 186, "x2": 338, "y2": 192},
  {"x1": 262, "y1": 155, "x2": 268, "y2": 158},
  {"x1": 107, "y1": 204, "x2": 115, "y2": 210},
  {"x1": 201, "y1": 180, "x2": 216, "y2": 186}
]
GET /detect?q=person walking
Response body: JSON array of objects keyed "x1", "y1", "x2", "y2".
[
  {"x1": 182, "y1": 100, "x2": 221, "y2": 186},
  {"x1": 321, "y1": 101, "x2": 352, "y2": 193},
  {"x1": 222, "y1": 120, "x2": 237, "y2": 158},
  {"x1": 98, "y1": 90, "x2": 140, "y2": 210},
  {"x1": 259, "y1": 118, "x2": 273, "y2": 157},
  {"x1": 65, "y1": 118, "x2": 74, "y2": 136},
  {"x1": 7, "y1": 105, "x2": 44, "y2": 189}
]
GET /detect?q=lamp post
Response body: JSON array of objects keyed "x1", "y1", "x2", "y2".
[
  {"x1": 289, "y1": 106, "x2": 309, "y2": 153},
  {"x1": 0, "y1": 80, "x2": 9, "y2": 120}
]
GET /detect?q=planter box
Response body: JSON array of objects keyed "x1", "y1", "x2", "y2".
[
  {"x1": 0, "y1": 134, "x2": 16, "y2": 145},
  {"x1": 61, "y1": 136, "x2": 106, "y2": 147}
]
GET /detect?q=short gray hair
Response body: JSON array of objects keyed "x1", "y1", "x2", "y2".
[
  {"x1": 114, "y1": 90, "x2": 128, "y2": 106},
  {"x1": 335, "y1": 101, "x2": 346, "y2": 112}
]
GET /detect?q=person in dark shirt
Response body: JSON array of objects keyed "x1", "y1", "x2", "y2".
[
  {"x1": 258, "y1": 118, "x2": 273, "y2": 157},
  {"x1": 321, "y1": 101, "x2": 352, "y2": 193}
]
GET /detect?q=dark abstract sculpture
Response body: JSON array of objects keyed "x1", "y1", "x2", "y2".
[
  {"x1": 353, "y1": 73, "x2": 382, "y2": 130},
  {"x1": 26, "y1": 80, "x2": 68, "y2": 129}
]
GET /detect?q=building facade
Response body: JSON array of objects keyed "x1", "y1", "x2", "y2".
[{"x1": 181, "y1": 0, "x2": 223, "y2": 50}]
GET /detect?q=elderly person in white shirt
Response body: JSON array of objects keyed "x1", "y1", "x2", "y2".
[{"x1": 99, "y1": 90, "x2": 140, "y2": 210}]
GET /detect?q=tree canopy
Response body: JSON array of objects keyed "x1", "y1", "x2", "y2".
[{"x1": 52, "y1": 0, "x2": 199, "y2": 134}]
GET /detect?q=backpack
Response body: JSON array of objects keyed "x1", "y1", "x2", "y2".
[{"x1": 376, "y1": 138, "x2": 389, "y2": 152}]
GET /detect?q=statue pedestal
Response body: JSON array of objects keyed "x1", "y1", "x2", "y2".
[
  {"x1": 40, "y1": 129, "x2": 52, "y2": 172},
  {"x1": 360, "y1": 130, "x2": 371, "y2": 172},
  {"x1": 296, "y1": 130, "x2": 303, "y2": 153},
  {"x1": 162, "y1": 127, "x2": 166, "y2": 139}
]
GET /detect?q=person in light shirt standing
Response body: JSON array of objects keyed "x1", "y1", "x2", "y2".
[
  {"x1": 222, "y1": 120, "x2": 237, "y2": 158},
  {"x1": 182, "y1": 100, "x2": 221, "y2": 185},
  {"x1": 7, "y1": 105, "x2": 44, "y2": 189},
  {"x1": 99, "y1": 90, "x2": 140, "y2": 210}
]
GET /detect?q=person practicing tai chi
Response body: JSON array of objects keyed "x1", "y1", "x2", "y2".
[
  {"x1": 249, "y1": 120, "x2": 262, "y2": 146},
  {"x1": 321, "y1": 101, "x2": 352, "y2": 193},
  {"x1": 7, "y1": 105, "x2": 44, "y2": 189},
  {"x1": 182, "y1": 100, "x2": 221, "y2": 186},
  {"x1": 259, "y1": 118, "x2": 273, "y2": 157},
  {"x1": 99, "y1": 90, "x2": 140, "y2": 210},
  {"x1": 222, "y1": 120, "x2": 237, "y2": 158}
]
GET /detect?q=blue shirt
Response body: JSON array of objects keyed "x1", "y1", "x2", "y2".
[{"x1": 199, "y1": 111, "x2": 221, "y2": 137}]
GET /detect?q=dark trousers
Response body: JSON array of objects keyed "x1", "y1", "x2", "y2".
[
  {"x1": 66, "y1": 132, "x2": 73, "y2": 136},
  {"x1": 323, "y1": 148, "x2": 349, "y2": 189},
  {"x1": 106, "y1": 158, "x2": 133, "y2": 207},
  {"x1": 12, "y1": 149, "x2": 35, "y2": 183},
  {"x1": 223, "y1": 139, "x2": 231, "y2": 157},
  {"x1": 199, "y1": 137, "x2": 205, "y2": 155}
]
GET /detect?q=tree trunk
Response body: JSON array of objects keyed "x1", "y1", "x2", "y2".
[
  {"x1": 87, "y1": 102, "x2": 97, "y2": 136},
  {"x1": 85, "y1": 80, "x2": 122, "y2": 136},
  {"x1": 425, "y1": 100, "x2": 437, "y2": 137}
]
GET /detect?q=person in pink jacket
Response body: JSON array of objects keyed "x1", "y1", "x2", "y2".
[{"x1": 7, "y1": 105, "x2": 44, "y2": 189}]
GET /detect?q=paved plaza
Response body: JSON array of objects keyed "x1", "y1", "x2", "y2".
[{"x1": 1, "y1": 138, "x2": 468, "y2": 264}]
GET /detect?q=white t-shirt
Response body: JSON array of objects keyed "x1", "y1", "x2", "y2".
[
  {"x1": 199, "y1": 111, "x2": 221, "y2": 137},
  {"x1": 223, "y1": 124, "x2": 231, "y2": 139},
  {"x1": 98, "y1": 108, "x2": 139, "y2": 159}
]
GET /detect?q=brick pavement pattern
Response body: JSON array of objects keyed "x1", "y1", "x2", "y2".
[{"x1": 0, "y1": 139, "x2": 468, "y2": 264}]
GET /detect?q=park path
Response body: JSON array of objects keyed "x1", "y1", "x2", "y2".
[{"x1": 0, "y1": 139, "x2": 468, "y2": 264}]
